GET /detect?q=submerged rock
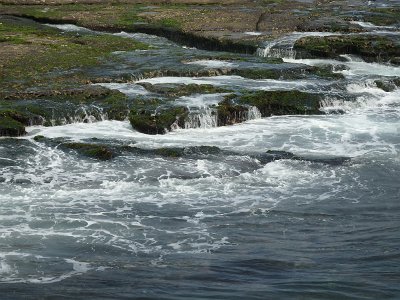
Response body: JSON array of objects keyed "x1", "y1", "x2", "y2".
[
  {"x1": 34, "y1": 136, "x2": 114, "y2": 160},
  {"x1": 257, "y1": 150, "x2": 351, "y2": 166},
  {"x1": 127, "y1": 146, "x2": 222, "y2": 158},
  {"x1": 62, "y1": 143, "x2": 114, "y2": 160},
  {"x1": 375, "y1": 80, "x2": 396, "y2": 92}
]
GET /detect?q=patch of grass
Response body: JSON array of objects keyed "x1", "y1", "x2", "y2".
[
  {"x1": 0, "y1": 18, "x2": 148, "y2": 89},
  {"x1": 156, "y1": 18, "x2": 182, "y2": 29},
  {"x1": 2, "y1": 3, "x2": 147, "y2": 29},
  {"x1": 366, "y1": 8, "x2": 400, "y2": 26}
]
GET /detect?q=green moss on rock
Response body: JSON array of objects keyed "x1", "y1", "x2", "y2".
[
  {"x1": 137, "y1": 83, "x2": 229, "y2": 98},
  {"x1": 0, "y1": 110, "x2": 32, "y2": 136},
  {"x1": 234, "y1": 68, "x2": 280, "y2": 80},
  {"x1": 33, "y1": 135, "x2": 46, "y2": 142},
  {"x1": 294, "y1": 35, "x2": 400, "y2": 62},
  {"x1": 154, "y1": 147, "x2": 185, "y2": 158},
  {"x1": 375, "y1": 80, "x2": 396, "y2": 92},
  {"x1": 365, "y1": 8, "x2": 400, "y2": 26},
  {"x1": 0, "y1": 114, "x2": 26, "y2": 137},
  {"x1": 216, "y1": 99, "x2": 248, "y2": 126},
  {"x1": 309, "y1": 66, "x2": 345, "y2": 80},
  {"x1": 63, "y1": 142, "x2": 114, "y2": 160},
  {"x1": 129, "y1": 106, "x2": 188, "y2": 135},
  {"x1": 237, "y1": 90, "x2": 323, "y2": 116}
]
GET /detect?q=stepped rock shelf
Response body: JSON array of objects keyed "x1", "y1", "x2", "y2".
[
  {"x1": 1, "y1": 1, "x2": 400, "y2": 299},
  {"x1": 0, "y1": 1, "x2": 400, "y2": 136},
  {"x1": 2, "y1": 0, "x2": 399, "y2": 137}
]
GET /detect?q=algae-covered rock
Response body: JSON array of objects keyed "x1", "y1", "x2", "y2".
[
  {"x1": 0, "y1": 115, "x2": 26, "y2": 137},
  {"x1": 1, "y1": 88, "x2": 129, "y2": 128},
  {"x1": 375, "y1": 80, "x2": 396, "y2": 92},
  {"x1": 128, "y1": 145, "x2": 223, "y2": 158},
  {"x1": 309, "y1": 65, "x2": 345, "y2": 80},
  {"x1": 33, "y1": 135, "x2": 46, "y2": 142},
  {"x1": 216, "y1": 99, "x2": 249, "y2": 126},
  {"x1": 294, "y1": 35, "x2": 400, "y2": 63},
  {"x1": 33, "y1": 136, "x2": 115, "y2": 160},
  {"x1": 62, "y1": 143, "x2": 114, "y2": 160},
  {"x1": 390, "y1": 57, "x2": 400, "y2": 66},
  {"x1": 154, "y1": 148, "x2": 185, "y2": 158},
  {"x1": 129, "y1": 106, "x2": 189, "y2": 135},
  {"x1": 257, "y1": 150, "x2": 350, "y2": 166},
  {"x1": 364, "y1": 8, "x2": 400, "y2": 26},
  {"x1": 137, "y1": 83, "x2": 229, "y2": 98},
  {"x1": 0, "y1": 110, "x2": 30, "y2": 137},
  {"x1": 233, "y1": 68, "x2": 281, "y2": 80},
  {"x1": 236, "y1": 90, "x2": 323, "y2": 116}
]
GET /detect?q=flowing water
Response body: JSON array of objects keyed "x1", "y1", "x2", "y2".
[{"x1": 1, "y1": 20, "x2": 400, "y2": 299}]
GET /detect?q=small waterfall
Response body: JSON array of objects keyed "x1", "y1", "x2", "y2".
[
  {"x1": 319, "y1": 97, "x2": 350, "y2": 114},
  {"x1": 48, "y1": 105, "x2": 109, "y2": 126},
  {"x1": 183, "y1": 106, "x2": 261, "y2": 130},
  {"x1": 256, "y1": 35, "x2": 298, "y2": 59},
  {"x1": 184, "y1": 107, "x2": 218, "y2": 129},
  {"x1": 247, "y1": 106, "x2": 262, "y2": 120},
  {"x1": 256, "y1": 43, "x2": 297, "y2": 59},
  {"x1": 257, "y1": 32, "x2": 337, "y2": 59}
]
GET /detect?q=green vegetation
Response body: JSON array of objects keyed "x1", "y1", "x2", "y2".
[
  {"x1": 262, "y1": 0, "x2": 284, "y2": 5},
  {"x1": 0, "y1": 3, "x2": 187, "y2": 30},
  {"x1": 156, "y1": 18, "x2": 182, "y2": 29}
]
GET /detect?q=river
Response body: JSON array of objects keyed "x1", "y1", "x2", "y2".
[{"x1": 0, "y1": 18, "x2": 399, "y2": 300}]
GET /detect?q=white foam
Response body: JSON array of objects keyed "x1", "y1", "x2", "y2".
[
  {"x1": 283, "y1": 57, "x2": 400, "y2": 77},
  {"x1": 350, "y1": 21, "x2": 399, "y2": 32},
  {"x1": 45, "y1": 23, "x2": 94, "y2": 33},
  {"x1": 185, "y1": 60, "x2": 239, "y2": 68},
  {"x1": 174, "y1": 93, "x2": 228, "y2": 107},
  {"x1": 1, "y1": 23, "x2": 398, "y2": 283},
  {"x1": 257, "y1": 32, "x2": 338, "y2": 59},
  {"x1": 0, "y1": 260, "x2": 12, "y2": 274},
  {"x1": 136, "y1": 75, "x2": 329, "y2": 92},
  {"x1": 94, "y1": 83, "x2": 150, "y2": 96},
  {"x1": 244, "y1": 31, "x2": 263, "y2": 36},
  {"x1": 0, "y1": 253, "x2": 92, "y2": 284}
]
